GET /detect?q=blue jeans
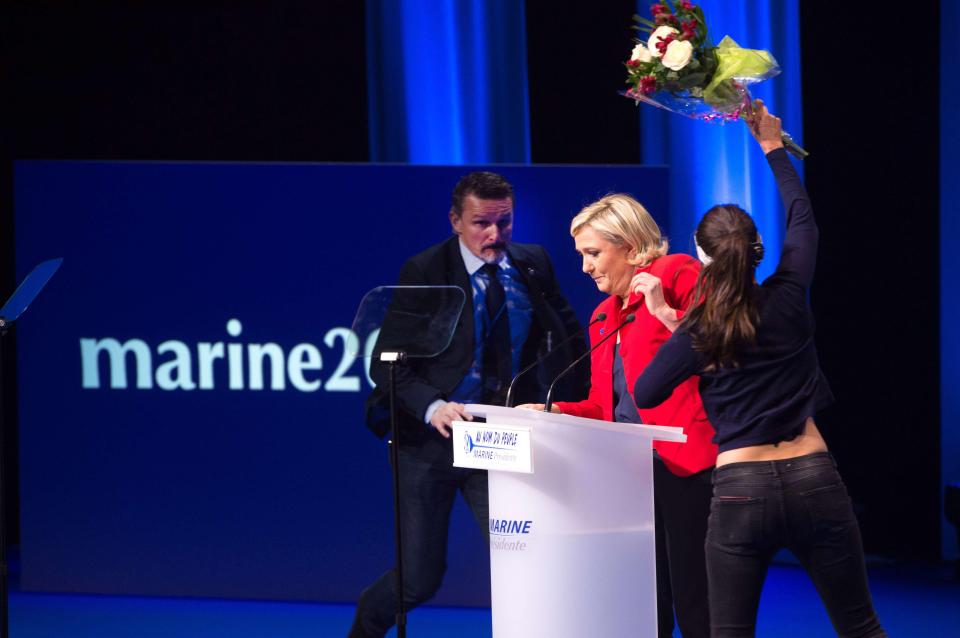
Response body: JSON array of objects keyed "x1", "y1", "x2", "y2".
[
  {"x1": 349, "y1": 447, "x2": 489, "y2": 638},
  {"x1": 706, "y1": 452, "x2": 885, "y2": 637}
]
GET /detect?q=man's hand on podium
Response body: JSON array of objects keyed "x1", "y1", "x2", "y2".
[{"x1": 430, "y1": 401, "x2": 473, "y2": 438}]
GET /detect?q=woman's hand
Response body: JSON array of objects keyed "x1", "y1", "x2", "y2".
[
  {"x1": 631, "y1": 272, "x2": 681, "y2": 332},
  {"x1": 516, "y1": 403, "x2": 561, "y2": 413},
  {"x1": 746, "y1": 99, "x2": 784, "y2": 154}
]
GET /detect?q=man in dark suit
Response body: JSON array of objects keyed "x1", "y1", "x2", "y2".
[{"x1": 349, "y1": 171, "x2": 588, "y2": 638}]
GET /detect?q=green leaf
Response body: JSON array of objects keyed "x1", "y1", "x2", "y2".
[
  {"x1": 691, "y1": 7, "x2": 708, "y2": 43},
  {"x1": 633, "y1": 15, "x2": 657, "y2": 29},
  {"x1": 677, "y1": 72, "x2": 706, "y2": 88}
]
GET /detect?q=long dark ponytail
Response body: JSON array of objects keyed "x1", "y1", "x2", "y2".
[{"x1": 685, "y1": 204, "x2": 764, "y2": 370}]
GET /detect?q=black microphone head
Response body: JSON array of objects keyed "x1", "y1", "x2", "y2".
[
  {"x1": 624, "y1": 313, "x2": 636, "y2": 323},
  {"x1": 595, "y1": 312, "x2": 607, "y2": 321}
]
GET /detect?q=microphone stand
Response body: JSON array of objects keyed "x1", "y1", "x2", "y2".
[
  {"x1": 504, "y1": 313, "x2": 606, "y2": 408},
  {"x1": 380, "y1": 350, "x2": 409, "y2": 638},
  {"x1": 544, "y1": 314, "x2": 635, "y2": 414}
]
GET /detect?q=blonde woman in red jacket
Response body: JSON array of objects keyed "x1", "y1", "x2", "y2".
[{"x1": 521, "y1": 195, "x2": 717, "y2": 638}]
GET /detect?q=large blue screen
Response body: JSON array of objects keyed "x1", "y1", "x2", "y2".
[{"x1": 15, "y1": 161, "x2": 667, "y2": 603}]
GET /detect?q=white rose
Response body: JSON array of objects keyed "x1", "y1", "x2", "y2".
[
  {"x1": 647, "y1": 25, "x2": 678, "y2": 58},
  {"x1": 630, "y1": 43, "x2": 653, "y2": 63},
  {"x1": 662, "y1": 39, "x2": 694, "y2": 71}
]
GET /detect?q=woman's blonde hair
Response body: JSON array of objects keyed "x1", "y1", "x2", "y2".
[{"x1": 570, "y1": 194, "x2": 668, "y2": 267}]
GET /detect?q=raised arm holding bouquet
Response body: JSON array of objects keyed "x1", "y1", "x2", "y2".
[{"x1": 624, "y1": 1, "x2": 808, "y2": 159}]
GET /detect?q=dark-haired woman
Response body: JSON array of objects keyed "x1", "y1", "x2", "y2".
[{"x1": 633, "y1": 101, "x2": 886, "y2": 637}]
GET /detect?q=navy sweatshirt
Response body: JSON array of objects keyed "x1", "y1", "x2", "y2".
[{"x1": 633, "y1": 148, "x2": 833, "y2": 453}]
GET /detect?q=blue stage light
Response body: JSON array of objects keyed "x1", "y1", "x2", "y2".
[{"x1": 366, "y1": 0, "x2": 530, "y2": 164}]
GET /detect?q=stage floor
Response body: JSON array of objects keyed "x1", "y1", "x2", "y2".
[{"x1": 10, "y1": 562, "x2": 959, "y2": 637}]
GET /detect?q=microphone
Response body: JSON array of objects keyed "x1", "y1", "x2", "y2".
[
  {"x1": 505, "y1": 312, "x2": 606, "y2": 407},
  {"x1": 543, "y1": 313, "x2": 636, "y2": 414}
]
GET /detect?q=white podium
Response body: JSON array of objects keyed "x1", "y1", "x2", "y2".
[{"x1": 452, "y1": 404, "x2": 686, "y2": 638}]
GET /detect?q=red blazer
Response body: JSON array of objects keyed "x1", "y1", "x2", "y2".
[{"x1": 554, "y1": 253, "x2": 718, "y2": 477}]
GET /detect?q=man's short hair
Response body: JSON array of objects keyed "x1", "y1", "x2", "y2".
[{"x1": 451, "y1": 171, "x2": 514, "y2": 217}]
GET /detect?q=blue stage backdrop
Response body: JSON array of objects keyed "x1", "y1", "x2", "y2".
[{"x1": 14, "y1": 161, "x2": 667, "y2": 603}]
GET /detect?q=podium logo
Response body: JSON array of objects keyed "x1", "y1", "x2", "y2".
[
  {"x1": 489, "y1": 518, "x2": 533, "y2": 552},
  {"x1": 462, "y1": 429, "x2": 519, "y2": 462},
  {"x1": 79, "y1": 319, "x2": 379, "y2": 392}
]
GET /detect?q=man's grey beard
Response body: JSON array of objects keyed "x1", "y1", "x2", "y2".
[{"x1": 481, "y1": 246, "x2": 506, "y2": 264}]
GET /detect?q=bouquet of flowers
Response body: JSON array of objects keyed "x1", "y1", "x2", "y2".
[{"x1": 624, "y1": 1, "x2": 807, "y2": 158}]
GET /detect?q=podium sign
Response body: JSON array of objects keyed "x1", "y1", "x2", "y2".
[
  {"x1": 458, "y1": 404, "x2": 686, "y2": 638},
  {"x1": 451, "y1": 422, "x2": 533, "y2": 474}
]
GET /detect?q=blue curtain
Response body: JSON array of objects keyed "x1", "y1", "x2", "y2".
[
  {"x1": 637, "y1": 0, "x2": 803, "y2": 282},
  {"x1": 941, "y1": 0, "x2": 960, "y2": 562},
  {"x1": 366, "y1": 0, "x2": 531, "y2": 164}
]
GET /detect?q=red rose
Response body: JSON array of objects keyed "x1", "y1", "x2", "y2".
[
  {"x1": 640, "y1": 75, "x2": 658, "y2": 95},
  {"x1": 653, "y1": 10, "x2": 675, "y2": 23},
  {"x1": 680, "y1": 1, "x2": 695, "y2": 10},
  {"x1": 627, "y1": 59, "x2": 642, "y2": 67},
  {"x1": 649, "y1": 4, "x2": 667, "y2": 16},
  {"x1": 656, "y1": 33, "x2": 675, "y2": 54},
  {"x1": 681, "y1": 19, "x2": 697, "y2": 39}
]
